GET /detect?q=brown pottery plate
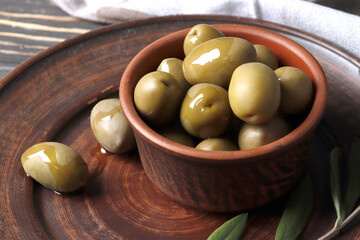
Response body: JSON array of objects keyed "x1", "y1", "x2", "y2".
[{"x1": 1, "y1": 15, "x2": 360, "y2": 240}]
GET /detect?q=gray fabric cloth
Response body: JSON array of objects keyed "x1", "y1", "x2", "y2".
[{"x1": 51, "y1": 0, "x2": 360, "y2": 59}]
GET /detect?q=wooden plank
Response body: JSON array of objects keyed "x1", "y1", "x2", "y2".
[
  {"x1": 0, "y1": 10, "x2": 79, "y2": 21},
  {"x1": 0, "y1": 10, "x2": 105, "y2": 29},
  {"x1": 0, "y1": 63, "x2": 15, "y2": 79},
  {"x1": 0, "y1": 19, "x2": 90, "y2": 34},
  {"x1": 0, "y1": 0, "x2": 103, "y2": 78}
]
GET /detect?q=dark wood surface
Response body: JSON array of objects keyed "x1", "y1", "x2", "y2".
[{"x1": 1, "y1": 14, "x2": 360, "y2": 239}]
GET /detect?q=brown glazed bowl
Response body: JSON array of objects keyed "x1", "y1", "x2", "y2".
[{"x1": 119, "y1": 24, "x2": 327, "y2": 212}]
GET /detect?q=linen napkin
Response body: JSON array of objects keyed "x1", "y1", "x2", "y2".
[{"x1": 51, "y1": 0, "x2": 360, "y2": 59}]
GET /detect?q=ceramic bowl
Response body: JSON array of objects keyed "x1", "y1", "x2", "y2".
[{"x1": 119, "y1": 24, "x2": 327, "y2": 212}]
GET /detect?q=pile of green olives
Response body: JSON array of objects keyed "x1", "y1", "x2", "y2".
[{"x1": 134, "y1": 24, "x2": 314, "y2": 151}]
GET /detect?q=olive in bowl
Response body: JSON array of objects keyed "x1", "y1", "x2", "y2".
[
  {"x1": 119, "y1": 24, "x2": 327, "y2": 212},
  {"x1": 180, "y1": 83, "x2": 233, "y2": 139}
]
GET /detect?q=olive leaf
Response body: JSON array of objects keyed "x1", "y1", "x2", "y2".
[
  {"x1": 207, "y1": 213, "x2": 248, "y2": 240},
  {"x1": 343, "y1": 138, "x2": 360, "y2": 217},
  {"x1": 329, "y1": 147, "x2": 346, "y2": 227},
  {"x1": 275, "y1": 175, "x2": 314, "y2": 240},
  {"x1": 319, "y1": 137, "x2": 360, "y2": 240},
  {"x1": 329, "y1": 138, "x2": 360, "y2": 227}
]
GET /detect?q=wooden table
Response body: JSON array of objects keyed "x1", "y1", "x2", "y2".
[{"x1": 0, "y1": 0, "x2": 103, "y2": 79}]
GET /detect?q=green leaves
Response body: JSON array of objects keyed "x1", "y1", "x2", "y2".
[
  {"x1": 207, "y1": 177, "x2": 315, "y2": 240},
  {"x1": 330, "y1": 138, "x2": 360, "y2": 226},
  {"x1": 329, "y1": 147, "x2": 345, "y2": 227},
  {"x1": 319, "y1": 137, "x2": 360, "y2": 239},
  {"x1": 343, "y1": 138, "x2": 360, "y2": 218},
  {"x1": 331, "y1": 138, "x2": 360, "y2": 224},
  {"x1": 207, "y1": 213, "x2": 248, "y2": 240},
  {"x1": 275, "y1": 175, "x2": 314, "y2": 240}
]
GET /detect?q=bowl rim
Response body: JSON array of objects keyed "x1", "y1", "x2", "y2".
[{"x1": 119, "y1": 24, "x2": 327, "y2": 165}]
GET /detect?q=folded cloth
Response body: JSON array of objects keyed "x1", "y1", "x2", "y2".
[{"x1": 51, "y1": 0, "x2": 360, "y2": 59}]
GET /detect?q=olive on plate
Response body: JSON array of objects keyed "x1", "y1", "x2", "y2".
[
  {"x1": 21, "y1": 142, "x2": 88, "y2": 193},
  {"x1": 90, "y1": 98, "x2": 136, "y2": 153}
]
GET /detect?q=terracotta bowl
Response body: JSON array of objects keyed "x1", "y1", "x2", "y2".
[{"x1": 119, "y1": 24, "x2": 327, "y2": 212}]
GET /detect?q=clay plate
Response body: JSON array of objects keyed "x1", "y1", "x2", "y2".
[{"x1": 1, "y1": 15, "x2": 360, "y2": 239}]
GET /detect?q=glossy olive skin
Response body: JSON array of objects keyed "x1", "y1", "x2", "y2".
[
  {"x1": 183, "y1": 24, "x2": 224, "y2": 56},
  {"x1": 157, "y1": 58, "x2": 190, "y2": 93},
  {"x1": 238, "y1": 116, "x2": 292, "y2": 150},
  {"x1": 254, "y1": 44, "x2": 279, "y2": 70},
  {"x1": 275, "y1": 66, "x2": 314, "y2": 115},
  {"x1": 228, "y1": 62, "x2": 281, "y2": 124},
  {"x1": 180, "y1": 83, "x2": 233, "y2": 139},
  {"x1": 196, "y1": 138, "x2": 238, "y2": 151},
  {"x1": 21, "y1": 142, "x2": 88, "y2": 193},
  {"x1": 90, "y1": 98, "x2": 136, "y2": 153},
  {"x1": 134, "y1": 71, "x2": 183, "y2": 125},
  {"x1": 183, "y1": 37, "x2": 257, "y2": 88}
]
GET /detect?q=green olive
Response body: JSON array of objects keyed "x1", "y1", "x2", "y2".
[
  {"x1": 183, "y1": 24, "x2": 224, "y2": 56},
  {"x1": 196, "y1": 138, "x2": 238, "y2": 151},
  {"x1": 158, "y1": 122, "x2": 196, "y2": 147},
  {"x1": 157, "y1": 58, "x2": 190, "y2": 93},
  {"x1": 21, "y1": 142, "x2": 88, "y2": 193},
  {"x1": 180, "y1": 83, "x2": 233, "y2": 139},
  {"x1": 254, "y1": 44, "x2": 279, "y2": 70},
  {"x1": 275, "y1": 66, "x2": 313, "y2": 115},
  {"x1": 183, "y1": 37, "x2": 257, "y2": 88},
  {"x1": 238, "y1": 115, "x2": 292, "y2": 150},
  {"x1": 90, "y1": 98, "x2": 136, "y2": 153},
  {"x1": 228, "y1": 62, "x2": 280, "y2": 124},
  {"x1": 134, "y1": 71, "x2": 183, "y2": 125}
]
